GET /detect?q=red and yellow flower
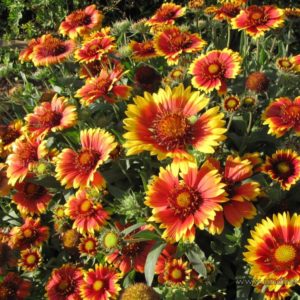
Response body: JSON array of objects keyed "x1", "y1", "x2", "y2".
[
  {"x1": 10, "y1": 217, "x2": 49, "y2": 250},
  {"x1": 147, "y1": 3, "x2": 186, "y2": 26},
  {"x1": 145, "y1": 163, "x2": 227, "y2": 242},
  {"x1": 255, "y1": 284, "x2": 291, "y2": 300},
  {"x1": 276, "y1": 57, "x2": 296, "y2": 73},
  {"x1": 75, "y1": 28, "x2": 115, "y2": 63},
  {"x1": 244, "y1": 212, "x2": 300, "y2": 283},
  {"x1": 262, "y1": 96, "x2": 300, "y2": 138},
  {"x1": 46, "y1": 264, "x2": 83, "y2": 300},
  {"x1": 123, "y1": 84, "x2": 226, "y2": 169},
  {"x1": 0, "y1": 163, "x2": 11, "y2": 197},
  {"x1": 12, "y1": 177, "x2": 52, "y2": 215},
  {"x1": 206, "y1": 155, "x2": 260, "y2": 235},
  {"x1": 79, "y1": 235, "x2": 98, "y2": 256},
  {"x1": 222, "y1": 95, "x2": 241, "y2": 112},
  {"x1": 129, "y1": 40, "x2": 157, "y2": 61},
  {"x1": 154, "y1": 26, "x2": 206, "y2": 65},
  {"x1": 32, "y1": 34, "x2": 75, "y2": 66},
  {"x1": 189, "y1": 49, "x2": 242, "y2": 94},
  {"x1": 55, "y1": 128, "x2": 116, "y2": 189},
  {"x1": 18, "y1": 248, "x2": 41, "y2": 271},
  {"x1": 59, "y1": 5, "x2": 103, "y2": 39},
  {"x1": 19, "y1": 37, "x2": 41, "y2": 63},
  {"x1": 80, "y1": 264, "x2": 121, "y2": 300},
  {"x1": 6, "y1": 137, "x2": 47, "y2": 186},
  {"x1": 76, "y1": 67, "x2": 131, "y2": 106},
  {"x1": 25, "y1": 94, "x2": 77, "y2": 138},
  {"x1": 262, "y1": 149, "x2": 300, "y2": 191},
  {"x1": 212, "y1": 4, "x2": 241, "y2": 22},
  {"x1": 161, "y1": 259, "x2": 191, "y2": 286},
  {"x1": 291, "y1": 54, "x2": 300, "y2": 73},
  {"x1": 65, "y1": 189, "x2": 109, "y2": 234},
  {"x1": 231, "y1": 5, "x2": 284, "y2": 38}
]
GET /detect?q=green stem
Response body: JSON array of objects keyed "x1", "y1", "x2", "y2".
[
  {"x1": 227, "y1": 25, "x2": 231, "y2": 48},
  {"x1": 256, "y1": 38, "x2": 260, "y2": 62},
  {"x1": 246, "y1": 112, "x2": 253, "y2": 134},
  {"x1": 227, "y1": 113, "x2": 235, "y2": 131}
]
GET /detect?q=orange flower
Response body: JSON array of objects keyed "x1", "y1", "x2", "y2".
[
  {"x1": 76, "y1": 67, "x2": 131, "y2": 106},
  {"x1": 0, "y1": 163, "x2": 11, "y2": 197},
  {"x1": 46, "y1": 264, "x2": 83, "y2": 300},
  {"x1": 6, "y1": 137, "x2": 47, "y2": 186},
  {"x1": 262, "y1": 149, "x2": 300, "y2": 191},
  {"x1": 231, "y1": 5, "x2": 284, "y2": 38},
  {"x1": 206, "y1": 155, "x2": 260, "y2": 234},
  {"x1": 59, "y1": 5, "x2": 103, "y2": 39},
  {"x1": 19, "y1": 37, "x2": 41, "y2": 62},
  {"x1": 0, "y1": 272, "x2": 31, "y2": 300},
  {"x1": 75, "y1": 28, "x2": 115, "y2": 63},
  {"x1": 145, "y1": 163, "x2": 226, "y2": 242},
  {"x1": 147, "y1": 3, "x2": 186, "y2": 26},
  {"x1": 161, "y1": 259, "x2": 191, "y2": 286},
  {"x1": 291, "y1": 54, "x2": 300, "y2": 72},
  {"x1": 32, "y1": 34, "x2": 75, "y2": 66},
  {"x1": 12, "y1": 177, "x2": 52, "y2": 215},
  {"x1": 255, "y1": 284, "x2": 291, "y2": 300},
  {"x1": 25, "y1": 94, "x2": 77, "y2": 138},
  {"x1": 154, "y1": 26, "x2": 206, "y2": 65},
  {"x1": 79, "y1": 235, "x2": 98, "y2": 256},
  {"x1": 213, "y1": 4, "x2": 241, "y2": 22},
  {"x1": 123, "y1": 84, "x2": 226, "y2": 170},
  {"x1": 222, "y1": 95, "x2": 241, "y2": 112},
  {"x1": 129, "y1": 40, "x2": 157, "y2": 61},
  {"x1": 80, "y1": 264, "x2": 121, "y2": 300},
  {"x1": 65, "y1": 190, "x2": 109, "y2": 234},
  {"x1": 55, "y1": 128, "x2": 116, "y2": 189},
  {"x1": 18, "y1": 248, "x2": 41, "y2": 271},
  {"x1": 262, "y1": 96, "x2": 300, "y2": 138},
  {"x1": 189, "y1": 49, "x2": 242, "y2": 94},
  {"x1": 10, "y1": 217, "x2": 49, "y2": 250}
]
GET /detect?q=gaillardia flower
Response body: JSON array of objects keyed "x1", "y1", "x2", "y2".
[
  {"x1": 80, "y1": 264, "x2": 121, "y2": 300},
  {"x1": 76, "y1": 67, "x2": 131, "y2": 106},
  {"x1": 32, "y1": 34, "x2": 75, "y2": 66},
  {"x1": 262, "y1": 96, "x2": 300, "y2": 137},
  {"x1": 255, "y1": 284, "x2": 291, "y2": 300},
  {"x1": 244, "y1": 212, "x2": 300, "y2": 282},
  {"x1": 55, "y1": 128, "x2": 116, "y2": 189},
  {"x1": 276, "y1": 57, "x2": 296, "y2": 73},
  {"x1": 123, "y1": 84, "x2": 226, "y2": 167},
  {"x1": 147, "y1": 3, "x2": 186, "y2": 26},
  {"x1": 18, "y1": 248, "x2": 41, "y2": 271},
  {"x1": 189, "y1": 49, "x2": 242, "y2": 93},
  {"x1": 129, "y1": 40, "x2": 157, "y2": 61},
  {"x1": 161, "y1": 259, "x2": 191, "y2": 286},
  {"x1": 45, "y1": 264, "x2": 83, "y2": 300},
  {"x1": 154, "y1": 26, "x2": 206, "y2": 65},
  {"x1": 19, "y1": 37, "x2": 41, "y2": 63},
  {"x1": 65, "y1": 189, "x2": 109, "y2": 234},
  {"x1": 59, "y1": 5, "x2": 103, "y2": 39},
  {"x1": 25, "y1": 94, "x2": 77, "y2": 138},
  {"x1": 120, "y1": 283, "x2": 160, "y2": 300},
  {"x1": 262, "y1": 149, "x2": 300, "y2": 190},
  {"x1": 79, "y1": 235, "x2": 98, "y2": 256},
  {"x1": 212, "y1": 4, "x2": 241, "y2": 22},
  {"x1": 245, "y1": 71, "x2": 269, "y2": 93},
  {"x1": 231, "y1": 5, "x2": 284, "y2": 38},
  {"x1": 145, "y1": 163, "x2": 227, "y2": 242},
  {"x1": 222, "y1": 95, "x2": 241, "y2": 112}
]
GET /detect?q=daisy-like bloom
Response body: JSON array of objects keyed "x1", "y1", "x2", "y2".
[
  {"x1": 134, "y1": 65, "x2": 162, "y2": 93},
  {"x1": 0, "y1": 119, "x2": 23, "y2": 157},
  {"x1": 217, "y1": 0, "x2": 246, "y2": 4},
  {"x1": 25, "y1": 94, "x2": 77, "y2": 138},
  {"x1": 161, "y1": 259, "x2": 191, "y2": 286},
  {"x1": 231, "y1": 5, "x2": 284, "y2": 38},
  {"x1": 246, "y1": 71, "x2": 269, "y2": 93},
  {"x1": 213, "y1": 4, "x2": 241, "y2": 22},
  {"x1": 65, "y1": 190, "x2": 109, "y2": 234},
  {"x1": 80, "y1": 264, "x2": 121, "y2": 300},
  {"x1": 120, "y1": 283, "x2": 160, "y2": 300},
  {"x1": 55, "y1": 128, "x2": 116, "y2": 189},
  {"x1": 76, "y1": 67, "x2": 131, "y2": 106},
  {"x1": 188, "y1": 0, "x2": 205, "y2": 10},
  {"x1": 123, "y1": 84, "x2": 226, "y2": 168},
  {"x1": 32, "y1": 34, "x2": 75, "y2": 67},
  {"x1": 0, "y1": 272, "x2": 31, "y2": 299},
  {"x1": 154, "y1": 26, "x2": 206, "y2": 65},
  {"x1": 206, "y1": 155, "x2": 260, "y2": 235},
  {"x1": 244, "y1": 212, "x2": 300, "y2": 283},
  {"x1": 79, "y1": 235, "x2": 98, "y2": 256},
  {"x1": 6, "y1": 137, "x2": 47, "y2": 186},
  {"x1": 242, "y1": 95, "x2": 257, "y2": 109},
  {"x1": 145, "y1": 163, "x2": 227, "y2": 242},
  {"x1": 79, "y1": 61, "x2": 102, "y2": 79},
  {"x1": 18, "y1": 248, "x2": 41, "y2": 271},
  {"x1": 262, "y1": 96, "x2": 300, "y2": 138},
  {"x1": 62, "y1": 229, "x2": 81, "y2": 250},
  {"x1": 222, "y1": 95, "x2": 241, "y2": 112},
  {"x1": 10, "y1": 217, "x2": 49, "y2": 250},
  {"x1": 74, "y1": 27, "x2": 115, "y2": 63},
  {"x1": 291, "y1": 54, "x2": 300, "y2": 73},
  {"x1": 262, "y1": 149, "x2": 300, "y2": 191},
  {"x1": 284, "y1": 8, "x2": 300, "y2": 19},
  {"x1": 129, "y1": 40, "x2": 157, "y2": 61},
  {"x1": 276, "y1": 57, "x2": 296, "y2": 73},
  {"x1": 19, "y1": 37, "x2": 41, "y2": 62},
  {"x1": 254, "y1": 284, "x2": 291, "y2": 300},
  {"x1": 59, "y1": 5, "x2": 103, "y2": 39},
  {"x1": 189, "y1": 49, "x2": 242, "y2": 94},
  {"x1": 12, "y1": 177, "x2": 52, "y2": 215},
  {"x1": 146, "y1": 3, "x2": 186, "y2": 26},
  {"x1": 0, "y1": 164, "x2": 11, "y2": 197},
  {"x1": 46, "y1": 264, "x2": 83, "y2": 300}
]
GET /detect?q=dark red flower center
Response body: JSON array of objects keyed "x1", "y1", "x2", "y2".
[
  {"x1": 23, "y1": 182, "x2": 47, "y2": 199},
  {"x1": 151, "y1": 112, "x2": 193, "y2": 150},
  {"x1": 165, "y1": 31, "x2": 194, "y2": 52},
  {"x1": 76, "y1": 150, "x2": 100, "y2": 173},
  {"x1": 20, "y1": 143, "x2": 39, "y2": 164},
  {"x1": 156, "y1": 8, "x2": 177, "y2": 21},
  {"x1": 168, "y1": 266, "x2": 186, "y2": 283},
  {"x1": 57, "y1": 278, "x2": 76, "y2": 296},
  {"x1": 122, "y1": 242, "x2": 143, "y2": 257},
  {"x1": 275, "y1": 160, "x2": 295, "y2": 179},
  {"x1": 40, "y1": 38, "x2": 68, "y2": 57},
  {"x1": 247, "y1": 6, "x2": 268, "y2": 25},
  {"x1": 206, "y1": 62, "x2": 223, "y2": 78},
  {"x1": 136, "y1": 42, "x2": 155, "y2": 55},
  {"x1": 218, "y1": 4, "x2": 240, "y2": 18},
  {"x1": 0, "y1": 126, "x2": 21, "y2": 146},
  {"x1": 69, "y1": 11, "x2": 92, "y2": 26}
]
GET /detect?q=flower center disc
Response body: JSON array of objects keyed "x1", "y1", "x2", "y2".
[
  {"x1": 58, "y1": 280, "x2": 69, "y2": 291},
  {"x1": 251, "y1": 12, "x2": 263, "y2": 20},
  {"x1": 26, "y1": 254, "x2": 37, "y2": 264},
  {"x1": 77, "y1": 150, "x2": 99, "y2": 172},
  {"x1": 103, "y1": 232, "x2": 118, "y2": 249},
  {"x1": 208, "y1": 63, "x2": 220, "y2": 74},
  {"x1": 80, "y1": 200, "x2": 92, "y2": 212},
  {"x1": 276, "y1": 161, "x2": 291, "y2": 174},
  {"x1": 23, "y1": 229, "x2": 33, "y2": 238},
  {"x1": 176, "y1": 192, "x2": 191, "y2": 208},
  {"x1": 274, "y1": 244, "x2": 296, "y2": 263},
  {"x1": 171, "y1": 267, "x2": 183, "y2": 280},
  {"x1": 93, "y1": 280, "x2": 103, "y2": 291},
  {"x1": 85, "y1": 240, "x2": 96, "y2": 251},
  {"x1": 281, "y1": 59, "x2": 292, "y2": 68}
]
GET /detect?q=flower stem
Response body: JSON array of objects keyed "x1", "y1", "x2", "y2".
[
  {"x1": 247, "y1": 112, "x2": 253, "y2": 134},
  {"x1": 227, "y1": 113, "x2": 235, "y2": 131},
  {"x1": 227, "y1": 25, "x2": 231, "y2": 48}
]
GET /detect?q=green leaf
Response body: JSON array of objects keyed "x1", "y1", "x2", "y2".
[
  {"x1": 186, "y1": 245, "x2": 207, "y2": 277},
  {"x1": 121, "y1": 222, "x2": 146, "y2": 237},
  {"x1": 145, "y1": 241, "x2": 166, "y2": 286},
  {"x1": 132, "y1": 230, "x2": 161, "y2": 241}
]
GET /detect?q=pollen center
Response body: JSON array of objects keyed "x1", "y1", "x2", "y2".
[
  {"x1": 226, "y1": 98, "x2": 239, "y2": 108},
  {"x1": 276, "y1": 161, "x2": 291, "y2": 174},
  {"x1": 93, "y1": 280, "x2": 103, "y2": 291},
  {"x1": 26, "y1": 254, "x2": 36, "y2": 264},
  {"x1": 251, "y1": 12, "x2": 263, "y2": 20},
  {"x1": 76, "y1": 150, "x2": 100, "y2": 172},
  {"x1": 80, "y1": 200, "x2": 92, "y2": 212},
  {"x1": 281, "y1": 60, "x2": 292, "y2": 68},
  {"x1": 171, "y1": 268, "x2": 183, "y2": 280},
  {"x1": 79, "y1": 151, "x2": 94, "y2": 165},
  {"x1": 23, "y1": 229, "x2": 33, "y2": 238},
  {"x1": 85, "y1": 240, "x2": 95, "y2": 251},
  {"x1": 176, "y1": 192, "x2": 191, "y2": 208},
  {"x1": 58, "y1": 280, "x2": 69, "y2": 291},
  {"x1": 274, "y1": 244, "x2": 296, "y2": 263},
  {"x1": 208, "y1": 63, "x2": 220, "y2": 74}
]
